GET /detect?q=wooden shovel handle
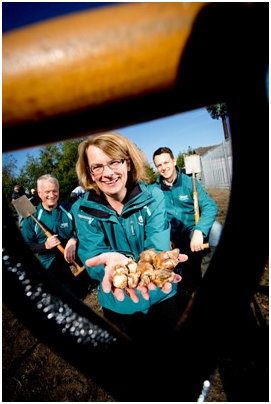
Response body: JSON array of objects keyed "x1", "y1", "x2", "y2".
[
  {"x1": 193, "y1": 190, "x2": 200, "y2": 224},
  {"x1": 43, "y1": 230, "x2": 65, "y2": 254},
  {"x1": 192, "y1": 176, "x2": 210, "y2": 250},
  {"x1": 31, "y1": 215, "x2": 85, "y2": 276},
  {"x1": 44, "y1": 229, "x2": 85, "y2": 275}
]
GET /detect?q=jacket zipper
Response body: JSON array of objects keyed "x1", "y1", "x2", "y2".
[{"x1": 130, "y1": 220, "x2": 135, "y2": 236}]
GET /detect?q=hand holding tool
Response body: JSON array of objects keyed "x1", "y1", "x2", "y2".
[
  {"x1": 192, "y1": 173, "x2": 210, "y2": 250},
  {"x1": 12, "y1": 195, "x2": 85, "y2": 276},
  {"x1": 184, "y1": 154, "x2": 209, "y2": 250}
]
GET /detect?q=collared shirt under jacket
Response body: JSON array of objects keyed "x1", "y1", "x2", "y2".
[{"x1": 71, "y1": 182, "x2": 176, "y2": 315}]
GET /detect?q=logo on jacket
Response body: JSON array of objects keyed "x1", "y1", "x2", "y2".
[
  {"x1": 60, "y1": 222, "x2": 69, "y2": 228},
  {"x1": 179, "y1": 194, "x2": 189, "y2": 201},
  {"x1": 138, "y1": 215, "x2": 144, "y2": 226}
]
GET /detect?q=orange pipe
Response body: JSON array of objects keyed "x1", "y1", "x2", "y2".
[{"x1": 3, "y1": 3, "x2": 207, "y2": 130}]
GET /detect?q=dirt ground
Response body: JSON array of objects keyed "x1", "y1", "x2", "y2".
[{"x1": 2, "y1": 188, "x2": 269, "y2": 402}]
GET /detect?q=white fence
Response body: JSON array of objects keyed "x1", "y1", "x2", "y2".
[{"x1": 200, "y1": 139, "x2": 232, "y2": 189}]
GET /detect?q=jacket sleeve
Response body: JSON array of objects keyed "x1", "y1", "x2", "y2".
[
  {"x1": 194, "y1": 179, "x2": 218, "y2": 237},
  {"x1": 143, "y1": 186, "x2": 171, "y2": 252},
  {"x1": 71, "y1": 203, "x2": 115, "y2": 282},
  {"x1": 22, "y1": 217, "x2": 49, "y2": 254}
]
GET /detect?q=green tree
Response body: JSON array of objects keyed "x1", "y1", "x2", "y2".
[
  {"x1": 176, "y1": 152, "x2": 185, "y2": 169},
  {"x1": 39, "y1": 144, "x2": 63, "y2": 174},
  {"x1": 2, "y1": 154, "x2": 19, "y2": 204},
  {"x1": 15, "y1": 146, "x2": 62, "y2": 196},
  {"x1": 2, "y1": 154, "x2": 26, "y2": 219},
  {"x1": 145, "y1": 165, "x2": 157, "y2": 183},
  {"x1": 18, "y1": 154, "x2": 44, "y2": 191},
  {"x1": 2, "y1": 154, "x2": 17, "y2": 185},
  {"x1": 176, "y1": 146, "x2": 194, "y2": 169},
  {"x1": 206, "y1": 102, "x2": 230, "y2": 140},
  {"x1": 9, "y1": 139, "x2": 86, "y2": 202},
  {"x1": 56, "y1": 139, "x2": 84, "y2": 199}
]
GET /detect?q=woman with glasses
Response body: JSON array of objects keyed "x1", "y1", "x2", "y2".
[{"x1": 72, "y1": 132, "x2": 188, "y2": 341}]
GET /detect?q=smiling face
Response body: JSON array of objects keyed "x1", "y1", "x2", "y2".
[
  {"x1": 153, "y1": 152, "x2": 177, "y2": 183},
  {"x1": 87, "y1": 145, "x2": 131, "y2": 202},
  {"x1": 37, "y1": 179, "x2": 59, "y2": 210}
]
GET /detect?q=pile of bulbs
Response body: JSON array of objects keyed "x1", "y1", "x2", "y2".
[{"x1": 112, "y1": 248, "x2": 180, "y2": 289}]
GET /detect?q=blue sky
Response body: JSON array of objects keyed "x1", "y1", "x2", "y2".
[
  {"x1": 119, "y1": 108, "x2": 225, "y2": 167},
  {"x1": 3, "y1": 107, "x2": 226, "y2": 172}
]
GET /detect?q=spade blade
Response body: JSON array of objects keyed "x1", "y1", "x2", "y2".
[{"x1": 12, "y1": 195, "x2": 37, "y2": 218}]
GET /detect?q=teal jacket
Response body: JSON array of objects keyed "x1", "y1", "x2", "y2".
[
  {"x1": 154, "y1": 168, "x2": 218, "y2": 245},
  {"x1": 22, "y1": 202, "x2": 75, "y2": 269},
  {"x1": 71, "y1": 182, "x2": 177, "y2": 315}
]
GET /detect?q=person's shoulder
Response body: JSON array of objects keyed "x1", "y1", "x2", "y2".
[
  {"x1": 70, "y1": 192, "x2": 88, "y2": 211},
  {"x1": 152, "y1": 180, "x2": 161, "y2": 188},
  {"x1": 151, "y1": 174, "x2": 161, "y2": 186},
  {"x1": 145, "y1": 183, "x2": 164, "y2": 198},
  {"x1": 71, "y1": 197, "x2": 82, "y2": 210},
  {"x1": 179, "y1": 171, "x2": 192, "y2": 185},
  {"x1": 59, "y1": 200, "x2": 73, "y2": 211}
]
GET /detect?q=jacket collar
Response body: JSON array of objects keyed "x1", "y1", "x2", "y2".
[
  {"x1": 86, "y1": 183, "x2": 142, "y2": 206},
  {"x1": 80, "y1": 182, "x2": 147, "y2": 217}
]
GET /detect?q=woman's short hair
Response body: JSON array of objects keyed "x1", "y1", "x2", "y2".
[{"x1": 76, "y1": 132, "x2": 150, "y2": 193}]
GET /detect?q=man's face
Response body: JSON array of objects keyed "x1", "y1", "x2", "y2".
[
  {"x1": 153, "y1": 153, "x2": 176, "y2": 180},
  {"x1": 38, "y1": 180, "x2": 59, "y2": 210}
]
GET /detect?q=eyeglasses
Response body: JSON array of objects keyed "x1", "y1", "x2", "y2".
[{"x1": 89, "y1": 159, "x2": 126, "y2": 176}]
